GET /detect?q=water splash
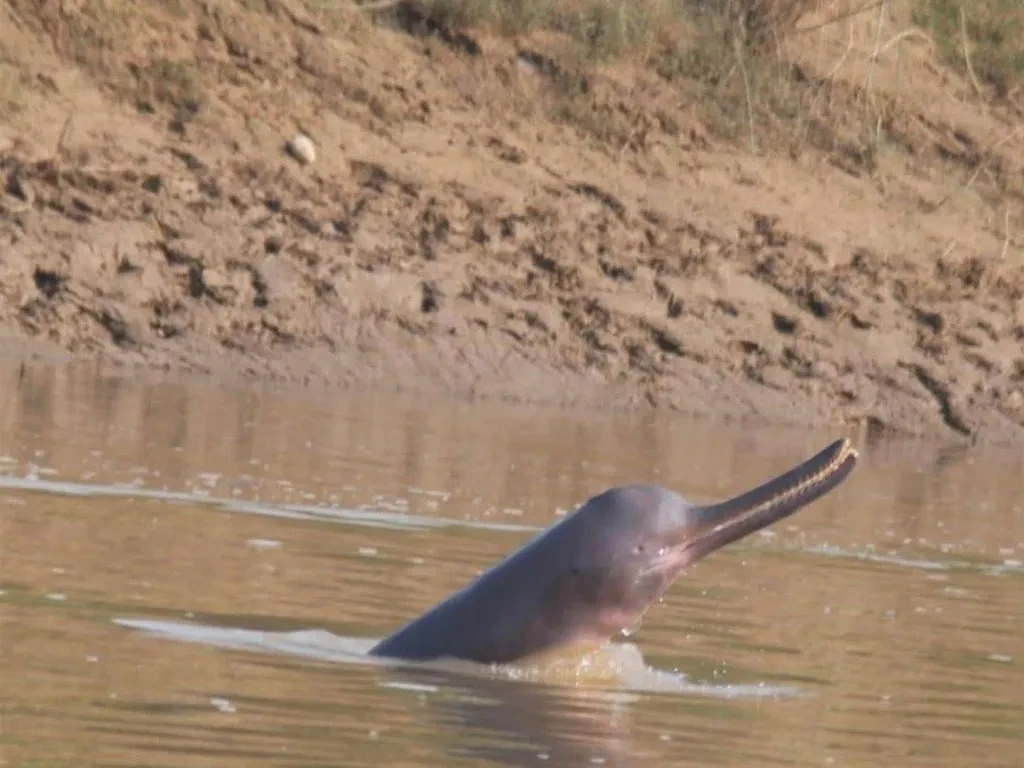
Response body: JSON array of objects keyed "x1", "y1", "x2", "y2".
[{"x1": 112, "y1": 617, "x2": 799, "y2": 700}]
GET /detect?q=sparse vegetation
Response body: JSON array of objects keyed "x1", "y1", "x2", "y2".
[
  {"x1": 913, "y1": 0, "x2": 1024, "y2": 100},
  {"x1": 373, "y1": 0, "x2": 1020, "y2": 176},
  {"x1": 137, "y1": 58, "x2": 204, "y2": 114},
  {"x1": 377, "y1": 1, "x2": 832, "y2": 151},
  {"x1": 404, "y1": 0, "x2": 822, "y2": 59},
  {"x1": 407, "y1": 0, "x2": 666, "y2": 57}
]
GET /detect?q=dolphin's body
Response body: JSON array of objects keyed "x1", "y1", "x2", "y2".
[{"x1": 370, "y1": 438, "x2": 858, "y2": 664}]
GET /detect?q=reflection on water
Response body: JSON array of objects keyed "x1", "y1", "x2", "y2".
[{"x1": 1, "y1": 362, "x2": 1022, "y2": 767}]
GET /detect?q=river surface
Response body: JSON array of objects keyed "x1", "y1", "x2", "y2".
[{"x1": 1, "y1": 361, "x2": 1022, "y2": 767}]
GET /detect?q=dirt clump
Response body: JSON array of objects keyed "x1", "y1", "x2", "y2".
[{"x1": 1, "y1": 0, "x2": 1022, "y2": 442}]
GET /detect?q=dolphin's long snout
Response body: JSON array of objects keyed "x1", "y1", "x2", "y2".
[{"x1": 676, "y1": 438, "x2": 858, "y2": 564}]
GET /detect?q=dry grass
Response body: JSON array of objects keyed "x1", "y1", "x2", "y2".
[
  {"x1": 14, "y1": 0, "x2": 1019, "y2": 185},
  {"x1": 380, "y1": 1, "x2": 832, "y2": 151},
  {"x1": 404, "y1": 0, "x2": 1023, "y2": 102},
  {"x1": 404, "y1": 0, "x2": 823, "y2": 58},
  {"x1": 374, "y1": 0, "x2": 1020, "y2": 182},
  {"x1": 912, "y1": 0, "x2": 1024, "y2": 102}
]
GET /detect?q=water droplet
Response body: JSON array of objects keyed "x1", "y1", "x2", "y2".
[
  {"x1": 620, "y1": 615, "x2": 644, "y2": 637},
  {"x1": 247, "y1": 538, "x2": 281, "y2": 550}
]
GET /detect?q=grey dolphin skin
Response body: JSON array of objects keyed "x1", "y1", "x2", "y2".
[{"x1": 370, "y1": 438, "x2": 858, "y2": 665}]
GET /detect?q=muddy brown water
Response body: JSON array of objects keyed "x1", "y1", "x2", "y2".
[{"x1": 1, "y1": 362, "x2": 1021, "y2": 767}]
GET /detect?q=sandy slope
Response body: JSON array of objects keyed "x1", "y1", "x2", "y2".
[{"x1": 1, "y1": 1, "x2": 1022, "y2": 442}]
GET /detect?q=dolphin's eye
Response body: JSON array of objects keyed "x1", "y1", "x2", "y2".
[{"x1": 634, "y1": 544, "x2": 645, "y2": 554}]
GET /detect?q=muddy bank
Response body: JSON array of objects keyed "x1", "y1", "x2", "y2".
[{"x1": 1, "y1": 1, "x2": 1022, "y2": 443}]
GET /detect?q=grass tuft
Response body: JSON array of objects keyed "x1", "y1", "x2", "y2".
[
  {"x1": 912, "y1": 0, "x2": 1024, "y2": 101},
  {"x1": 394, "y1": 0, "x2": 831, "y2": 150},
  {"x1": 409, "y1": 0, "x2": 824, "y2": 59},
  {"x1": 383, "y1": 0, "x2": 1020, "y2": 180}
]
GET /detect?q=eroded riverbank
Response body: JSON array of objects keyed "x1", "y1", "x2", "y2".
[{"x1": 1, "y1": 0, "x2": 1022, "y2": 441}]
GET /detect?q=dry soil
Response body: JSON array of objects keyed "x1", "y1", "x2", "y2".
[{"x1": 1, "y1": 0, "x2": 1022, "y2": 442}]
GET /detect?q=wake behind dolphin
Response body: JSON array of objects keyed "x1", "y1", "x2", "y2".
[{"x1": 112, "y1": 616, "x2": 800, "y2": 700}]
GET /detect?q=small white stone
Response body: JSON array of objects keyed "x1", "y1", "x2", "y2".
[
  {"x1": 287, "y1": 134, "x2": 316, "y2": 165},
  {"x1": 211, "y1": 697, "x2": 237, "y2": 713}
]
